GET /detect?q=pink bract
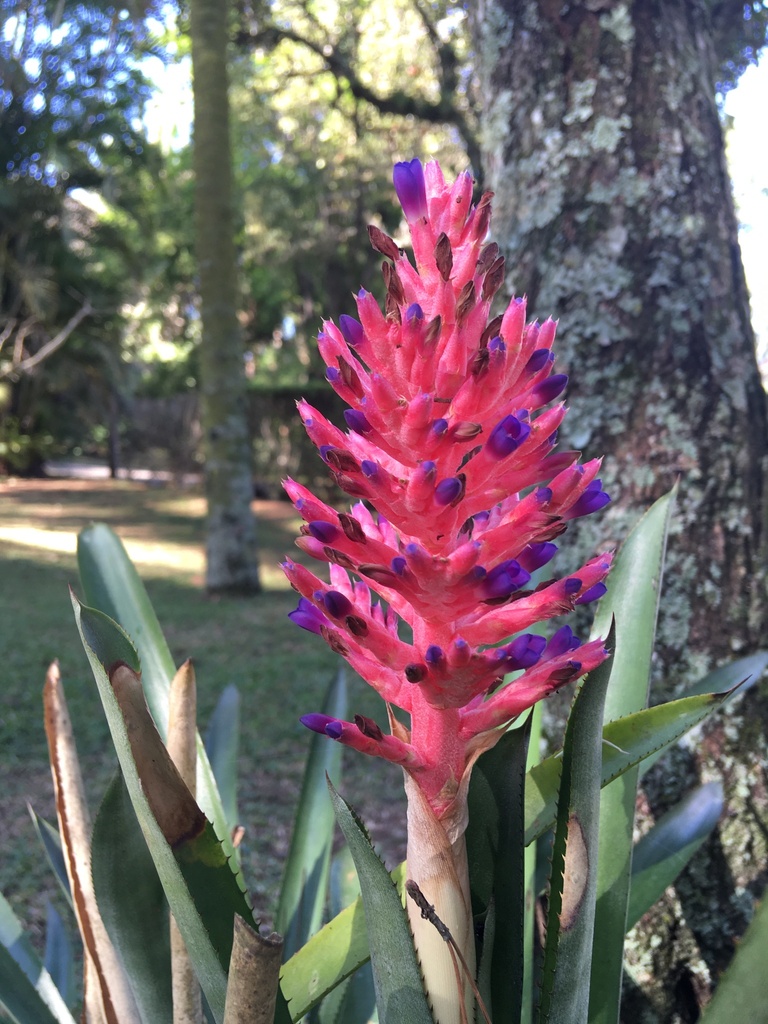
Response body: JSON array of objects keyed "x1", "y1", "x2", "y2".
[{"x1": 283, "y1": 158, "x2": 612, "y2": 827}]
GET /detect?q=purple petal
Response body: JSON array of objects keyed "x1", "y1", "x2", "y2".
[
  {"x1": 517, "y1": 542, "x2": 557, "y2": 573},
  {"x1": 324, "y1": 590, "x2": 353, "y2": 618},
  {"x1": 525, "y1": 348, "x2": 553, "y2": 374},
  {"x1": 564, "y1": 577, "x2": 582, "y2": 595},
  {"x1": 308, "y1": 521, "x2": 339, "y2": 543},
  {"x1": 288, "y1": 598, "x2": 330, "y2": 635},
  {"x1": 544, "y1": 625, "x2": 581, "y2": 661},
  {"x1": 533, "y1": 373, "x2": 568, "y2": 404},
  {"x1": 339, "y1": 315, "x2": 364, "y2": 347},
  {"x1": 344, "y1": 409, "x2": 372, "y2": 434},
  {"x1": 393, "y1": 159, "x2": 428, "y2": 221},
  {"x1": 301, "y1": 713, "x2": 337, "y2": 734},
  {"x1": 575, "y1": 582, "x2": 608, "y2": 606},
  {"x1": 425, "y1": 645, "x2": 445, "y2": 666},
  {"x1": 406, "y1": 303, "x2": 424, "y2": 321},
  {"x1": 435, "y1": 476, "x2": 464, "y2": 506},
  {"x1": 568, "y1": 480, "x2": 611, "y2": 519},
  {"x1": 506, "y1": 633, "x2": 547, "y2": 669},
  {"x1": 481, "y1": 559, "x2": 531, "y2": 599},
  {"x1": 487, "y1": 415, "x2": 532, "y2": 459}
]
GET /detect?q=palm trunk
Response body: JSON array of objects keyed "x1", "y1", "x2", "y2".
[{"x1": 190, "y1": 0, "x2": 260, "y2": 594}]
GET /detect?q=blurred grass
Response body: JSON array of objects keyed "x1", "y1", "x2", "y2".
[{"x1": 0, "y1": 476, "x2": 406, "y2": 952}]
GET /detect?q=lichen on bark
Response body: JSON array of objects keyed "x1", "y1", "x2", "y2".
[{"x1": 469, "y1": 1, "x2": 768, "y2": 1018}]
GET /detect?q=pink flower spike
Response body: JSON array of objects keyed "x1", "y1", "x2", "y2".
[{"x1": 283, "y1": 158, "x2": 614, "y2": 1024}]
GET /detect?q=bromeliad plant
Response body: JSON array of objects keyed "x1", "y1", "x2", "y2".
[
  {"x1": 283, "y1": 157, "x2": 614, "y2": 1023},
  {"x1": 2, "y1": 159, "x2": 768, "y2": 1024}
]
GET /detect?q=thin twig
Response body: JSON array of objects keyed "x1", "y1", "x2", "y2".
[{"x1": 405, "y1": 879, "x2": 493, "y2": 1024}]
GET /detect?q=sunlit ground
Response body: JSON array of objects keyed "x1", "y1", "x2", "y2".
[{"x1": 0, "y1": 479, "x2": 299, "y2": 589}]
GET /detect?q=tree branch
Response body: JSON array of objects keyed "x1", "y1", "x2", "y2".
[
  {"x1": 0, "y1": 300, "x2": 93, "y2": 381},
  {"x1": 236, "y1": 22, "x2": 481, "y2": 175}
]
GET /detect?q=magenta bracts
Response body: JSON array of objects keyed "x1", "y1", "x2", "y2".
[{"x1": 283, "y1": 158, "x2": 612, "y2": 828}]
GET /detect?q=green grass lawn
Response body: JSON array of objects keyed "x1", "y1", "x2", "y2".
[{"x1": 0, "y1": 477, "x2": 406, "y2": 951}]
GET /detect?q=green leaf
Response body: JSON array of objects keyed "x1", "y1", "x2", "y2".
[
  {"x1": 72, "y1": 594, "x2": 258, "y2": 1024},
  {"x1": 698, "y1": 892, "x2": 768, "y2": 1023},
  {"x1": 91, "y1": 772, "x2": 173, "y2": 1024},
  {"x1": 524, "y1": 689, "x2": 729, "y2": 846},
  {"x1": 538, "y1": 629, "x2": 615, "y2": 1024},
  {"x1": 42, "y1": 904, "x2": 74, "y2": 1011},
  {"x1": 281, "y1": 687, "x2": 727, "y2": 1023},
  {"x1": 327, "y1": 783, "x2": 433, "y2": 1024},
  {"x1": 467, "y1": 717, "x2": 532, "y2": 1024},
  {"x1": 588, "y1": 489, "x2": 676, "y2": 1024},
  {"x1": 0, "y1": 892, "x2": 75, "y2": 1024},
  {"x1": 276, "y1": 670, "x2": 346, "y2": 960},
  {"x1": 77, "y1": 524, "x2": 239, "y2": 874},
  {"x1": 639, "y1": 651, "x2": 768, "y2": 779},
  {"x1": 317, "y1": 846, "x2": 377, "y2": 1024},
  {"x1": 27, "y1": 811, "x2": 71, "y2": 912},
  {"x1": 627, "y1": 782, "x2": 723, "y2": 930},
  {"x1": 522, "y1": 702, "x2": 543, "y2": 1024},
  {"x1": 280, "y1": 894, "x2": 371, "y2": 1021},
  {"x1": 204, "y1": 684, "x2": 241, "y2": 832},
  {"x1": 685, "y1": 651, "x2": 768, "y2": 698}
]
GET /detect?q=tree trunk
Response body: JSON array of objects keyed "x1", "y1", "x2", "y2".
[
  {"x1": 190, "y1": 0, "x2": 261, "y2": 593},
  {"x1": 469, "y1": 1, "x2": 768, "y2": 1018}
]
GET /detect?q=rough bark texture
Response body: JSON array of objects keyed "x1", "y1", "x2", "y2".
[
  {"x1": 468, "y1": 2, "x2": 768, "y2": 1020},
  {"x1": 190, "y1": 0, "x2": 261, "y2": 593}
]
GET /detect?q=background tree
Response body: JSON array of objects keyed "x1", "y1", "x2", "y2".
[
  {"x1": 0, "y1": 0, "x2": 157, "y2": 472},
  {"x1": 189, "y1": 0, "x2": 261, "y2": 593},
  {"x1": 467, "y1": 1, "x2": 768, "y2": 1018}
]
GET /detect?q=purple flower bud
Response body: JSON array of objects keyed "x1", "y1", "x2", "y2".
[
  {"x1": 288, "y1": 598, "x2": 330, "y2": 635},
  {"x1": 435, "y1": 475, "x2": 465, "y2": 506},
  {"x1": 533, "y1": 373, "x2": 568, "y2": 404},
  {"x1": 308, "y1": 521, "x2": 339, "y2": 544},
  {"x1": 575, "y1": 582, "x2": 608, "y2": 606},
  {"x1": 393, "y1": 159, "x2": 428, "y2": 221},
  {"x1": 326, "y1": 367, "x2": 340, "y2": 383},
  {"x1": 568, "y1": 480, "x2": 611, "y2": 519},
  {"x1": 481, "y1": 559, "x2": 531, "y2": 599},
  {"x1": 488, "y1": 415, "x2": 531, "y2": 459},
  {"x1": 426, "y1": 645, "x2": 445, "y2": 666},
  {"x1": 324, "y1": 590, "x2": 353, "y2": 618},
  {"x1": 544, "y1": 625, "x2": 581, "y2": 661},
  {"x1": 536, "y1": 487, "x2": 553, "y2": 504},
  {"x1": 319, "y1": 445, "x2": 334, "y2": 462},
  {"x1": 301, "y1": 713, "x2": 337, "y2": 734},
  {"x1": 361, "y1": 460, "x2": 379, "y2": 479},
  {"x1": 406, "y1": 303, "x2": 425, "y2": 321},
  {"x1": 344, "y1": 409, "x2": 372, "y2": 434},
  {"x1": 325, "y1": 721, "x2": 344, "y2": 739},
  {"x1": 564, "y1": 577, "x2": 582, "y2": 595},
  {"x1": 391, "y1": 556, "x2": 407, "y2": 575},
  {"x1": 431, "y1": 418, "x2": 449, "y2": 437},
  {"x1": 517, "y1": 542, "x2": 558, "y2": 573},
  {"x1": 506, "y1": 633, "x2": 547, "y2": 669},
  {"x1": 339, "y1": 315, "x2": 364, "y2": 347},
  {"x1": 488, "y1": 336, "x2": 506, "y2": 353},
  {"x1": 525, "y1": 348, "x2": 553, "y2": 374}
]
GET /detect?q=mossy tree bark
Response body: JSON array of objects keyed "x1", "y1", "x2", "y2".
[
  {"x1": 469, "y1": 2, "x2": 768, "y2": 1019},
  {"x1": 190, "y1": 0, "x2": 261, "y2": 594}
]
